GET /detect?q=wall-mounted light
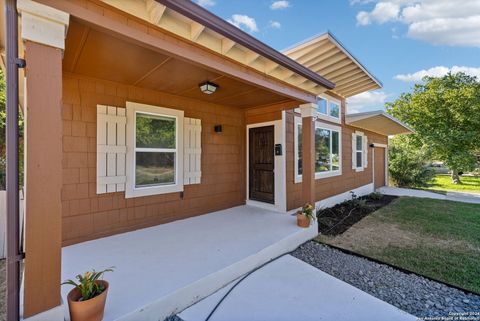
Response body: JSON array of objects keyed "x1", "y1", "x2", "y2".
[
  {"x1": 214, "y1": 125, "x2": 222, "y2": 133},
  {"x1": 199, "y1": 81, "x2": 219, "y2": 95}
]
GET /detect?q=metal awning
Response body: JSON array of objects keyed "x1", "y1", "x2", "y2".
[
  {"x1": 284, "y1": 32, "x2": 382, "y2": 98},
  {"x1": 346, "y1": 111, "x2": 413, "y2": 136}
]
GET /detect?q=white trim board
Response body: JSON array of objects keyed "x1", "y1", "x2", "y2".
[{"x1": 246, "y1": 117, "x2": 287, "y2": 212}]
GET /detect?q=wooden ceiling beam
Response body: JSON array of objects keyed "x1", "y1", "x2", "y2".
[
  {"x1": 190, "y1": 21, "x2": 205, "y2": 41},
  {"x1": 309, "y1": 54, "x2": 348, "y2": 74},
  {"x1": 342, "y1": 83, "x2": 379, "y2": 97},
  {"x1": 322, "y1": 63, "x2": 358, "y2": 79},
  {"x1": 146, "y1": 0, "x2": 166, "y2": 25}
]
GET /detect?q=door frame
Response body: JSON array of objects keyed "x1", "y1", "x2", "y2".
[
  {"x1": 372, "y1": 143, "x2": 388, "y2": 189},
  {"x1": 246, "y1": 114, "x2": 286, "y2": 212}
]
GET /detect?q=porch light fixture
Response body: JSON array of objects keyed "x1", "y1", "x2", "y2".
[{"x1": 199, "y1": 81, "x2": 218, "y2": 94}]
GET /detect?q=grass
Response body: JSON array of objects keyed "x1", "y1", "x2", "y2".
[
  {"x1": 317, "y1": 197, "x2": 480, "y2": 294},
  {"x1": 425, "y1": 175, "x2": 480, "y2": 194}
]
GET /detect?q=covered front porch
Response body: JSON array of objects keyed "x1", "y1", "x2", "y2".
[
  {"x1": 61, "y1": 205, "x2": 317, "y2": 321},
  {"x1": 8, "y1": 0, "x2": 329, "y2": 319}
]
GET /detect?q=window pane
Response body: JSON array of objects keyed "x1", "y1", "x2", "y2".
[
  {"x1": 136, "y1": 113, "x2": 176, "y2": 149},
  {"x1": 297, "y1": 124, "x2": 302, "y2": 175},
  {"x1": 356, "y1": 135, "x2": 363, "y2": 151},
  {"x1": 315, "y1": 128, "x2": 331, "y2": 172},
  {"x1": 135, "y1": 152, "x2": 175, "y2": 187},
  {"x1": 332, "y1": 131, "x2": 340, "y2": 171},
  {"x1": 356, "y1": 151, "x2": 363, "y2": 168},
  {"x1": 329, "y1": 102, "x2": 340, "y2": 118},
  {"x1": 317, "y1": 98, "x2": 327, "y2": 115}
]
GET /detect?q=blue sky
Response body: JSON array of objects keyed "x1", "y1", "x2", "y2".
[{"x1": 195, "y1": 0, "x2": 480, "y2": 113}]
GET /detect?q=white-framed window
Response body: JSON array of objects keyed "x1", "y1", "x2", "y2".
[
  {"x1": 352, "y1": 131, "x2": 368, "y2": 172},
  {"x1": 315, "y1": 124, "x2": 342, "y2": 178},
  {"x1": 125, "y1": 102, "x2": 184, "y2": 198},
  {"x1": 315, "y1": 94, "x2": 341, "y2": 123},
  {"x1": 294, "y1": 117, "x2": 342, "y2": 183}
]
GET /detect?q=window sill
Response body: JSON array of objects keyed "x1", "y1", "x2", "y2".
[
  {"x1": 125, "y1": 184, "x2": 183, "y2": 198},
  {"x1": 354, "y1": 167, "x2": 365, "y2": 172},
  {"x1": 315, "y1": 170, "x2": 342, "y2": 179},
  {"x1": 316, "y1": 113, "x2": 341, "y2": 124},
  {"x1": 294, "y1": 170, "x2": 342, "y2": 183}
]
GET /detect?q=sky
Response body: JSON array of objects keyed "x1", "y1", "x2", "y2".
[{"x1": 194, "y1": 0, "x2": 480, "y2": 113}]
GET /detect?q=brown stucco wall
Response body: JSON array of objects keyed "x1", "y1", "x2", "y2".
[
  {"x1": 61, "y1": 73, "x2": 246, "y2": 245},
  {"x1": 285, "y1": 97, "x2": 388, "y2": 210}
]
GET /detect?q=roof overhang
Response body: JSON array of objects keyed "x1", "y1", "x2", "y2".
[
  {"x1": 284, "y1": 32, "x2": 382, "y2": 98},
  {"x1": 345, "y1": 111, "x2": 413, "y2": 136},
  {"x1": 96, "y1": 0, "x2": 334, "y2": 96}
]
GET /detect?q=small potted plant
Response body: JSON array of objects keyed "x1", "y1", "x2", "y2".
[
  {"x1": 297, "y1": 203, "x2": 314, "y2": 228},
  {"x1": 62, "y1": 267, "x2": 114, "y2": 321}
]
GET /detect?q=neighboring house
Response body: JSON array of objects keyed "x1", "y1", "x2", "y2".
[{"x1": 0, "y1": 0, "x2": 412, "y2": 320}]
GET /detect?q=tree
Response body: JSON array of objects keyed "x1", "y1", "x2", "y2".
[
  {"x1": 0, "y1": 69, "x2": 24, "y2": 189},
  {"x1": 388, "y1": 135, "x2": 434, "y2": 187},
  {"x1": 386, "y1": 73, "x2": 480, "y2": 184}
]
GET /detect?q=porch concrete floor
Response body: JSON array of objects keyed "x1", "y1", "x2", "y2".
[
  {"x1": 179, "y1": 255, "x2": 417, "y2": 321},
  {"x1": 61, "y1": 205, "x2": 317, "y2": 321}
]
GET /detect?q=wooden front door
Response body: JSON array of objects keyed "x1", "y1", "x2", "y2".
[
  {"x1": 374, "y1": 147, "x2": 386, "y2": 188},
  {"x1": 249, "y1": 126, "x2": 275, "y2": 204}
]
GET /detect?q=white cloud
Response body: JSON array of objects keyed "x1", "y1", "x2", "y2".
[
  {"x1": 356, "y1": 2, "x2": 400, "y2": 25},
  {"x1": 394, "y1": 66, "x2": 480, "y2": 82},
  {"x1": 347, "y1": 91, "x2": 390, "y2": 113},
  {"x1": 269, "y1": 20, "x2": 282, "y2": 29},
  {"x1": 353, "y1": 0, "x2": 480, "y2": 47},
  {"x1": 227, "y1": 14, "x2": 259, "y2": 33},
  {"x1": 196, "y1": 0, "x2": 215, "y2": 7},
  {"x1": 270, "y1": 1, "x2": 290, "y2": 10}
]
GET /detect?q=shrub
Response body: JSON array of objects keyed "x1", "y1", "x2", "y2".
[
  {"x1": 388, "y1": 136, "x2": 434, "y2": 187},
  {"x1": 368, "y1": 192, "x2": 383, "y2": 200}
]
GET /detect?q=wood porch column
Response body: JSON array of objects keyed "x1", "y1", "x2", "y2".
[
  {"x1": 300, "y1": 103, "x2": 316, "y2": 206},
  {"x1": 18, "y1": 0, "x2": 69, "y2": 318}
]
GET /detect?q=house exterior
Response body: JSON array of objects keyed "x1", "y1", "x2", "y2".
[{"x1": 1, "y1": 0, "x2": 412, "y2": 319}]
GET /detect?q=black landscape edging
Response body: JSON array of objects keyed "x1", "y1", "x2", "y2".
[{"x1": 315, "y1": 240, "x2": 480, "y2": 297}]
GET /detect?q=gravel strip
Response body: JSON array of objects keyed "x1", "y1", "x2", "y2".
[{"x1": 292, "y1": 241, "x2": 480, "y2": 318}]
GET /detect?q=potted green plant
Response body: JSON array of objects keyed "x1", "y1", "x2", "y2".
[
  {"x1": 297, "y1": 203, "x2": 315, "y2": 228},
  {"x1": 62, "y1": 267, "x2": 114, "y2": 321}
]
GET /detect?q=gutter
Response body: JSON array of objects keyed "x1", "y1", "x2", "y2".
[
  {"x1": 155, "y1": 0, "x2": 335, "y2": 91},
  {"x1": 5, "y1": 0, "x2": 23, "y2": 320}
]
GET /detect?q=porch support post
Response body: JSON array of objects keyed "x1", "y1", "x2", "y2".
[
  {"x1": 299, "y1": 103, "x2": 316, "y2": 206},
  {"x1": 17, "y1": 0, "x2": 69, "y2": 319}
]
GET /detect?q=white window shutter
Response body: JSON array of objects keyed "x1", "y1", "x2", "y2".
[
  {"x1": 352, "y1": 133, "x2": 356, "y2": 170},
  {"x1": 184, "y1": 117, "x2": 202, "y2": 185},
  {"x1": 364, "y1": 135, "x2": 368, "y2": 168},
  {"x1": 97, "y1": 105, "x2": 127, "y2": 194}
]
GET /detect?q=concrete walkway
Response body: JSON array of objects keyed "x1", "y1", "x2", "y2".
[
  {"x1": 378, "y1": 186, "x2": 480, "y2": 204},
  {"x1": 61, "y1": 205, "x2": 317, "y2": 321},
  {"x1": 179, "y1": 255, "x2": 416, "y2": 321}
]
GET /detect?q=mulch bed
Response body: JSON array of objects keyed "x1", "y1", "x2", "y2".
[{"x1": 317, "y1": 194, "x2": 397, "y2": 235}]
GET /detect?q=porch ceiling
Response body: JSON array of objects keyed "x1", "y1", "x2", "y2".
[
  {"x1": 63, "y1": 18, "x2": 294, "y2": 108},
  {"x1": 284, "y1": 32, "x2": 383, "y2": 98}
]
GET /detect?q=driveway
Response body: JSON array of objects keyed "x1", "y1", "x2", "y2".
[
  {"x1": 378, "y1": 186, "x2": 480, "y2": 204},
  {"x1": 179, "y1": 255, "x2": 416, "y2": 321}
]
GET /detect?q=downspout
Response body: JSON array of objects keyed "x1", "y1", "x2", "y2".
[{"x1": 5, "y1": 0, "x2": 24, "y2": 320}]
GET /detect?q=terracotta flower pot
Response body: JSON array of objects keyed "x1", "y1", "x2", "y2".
[
  {"x1": 67, "y1": 280, "x2": 109, "y2": 321},
  {"x1": 297, "y1": 213, "x2": 310, "y2": 228}
]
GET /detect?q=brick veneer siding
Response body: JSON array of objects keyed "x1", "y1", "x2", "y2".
[{"x1": 61, "y1": 73, "x2": 246, "y2": 245}]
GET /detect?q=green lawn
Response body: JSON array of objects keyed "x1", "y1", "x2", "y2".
[
  {"x1": 425, "y1": 175, "x2": 480, "y2": 194},
  {"x1": 317, "y1": 197, "x2": 480, "y2": 293}
]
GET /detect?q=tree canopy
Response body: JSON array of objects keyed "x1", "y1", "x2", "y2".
[{"x1": 386, "y1": 72, "x2": 480, "y2": 183}]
